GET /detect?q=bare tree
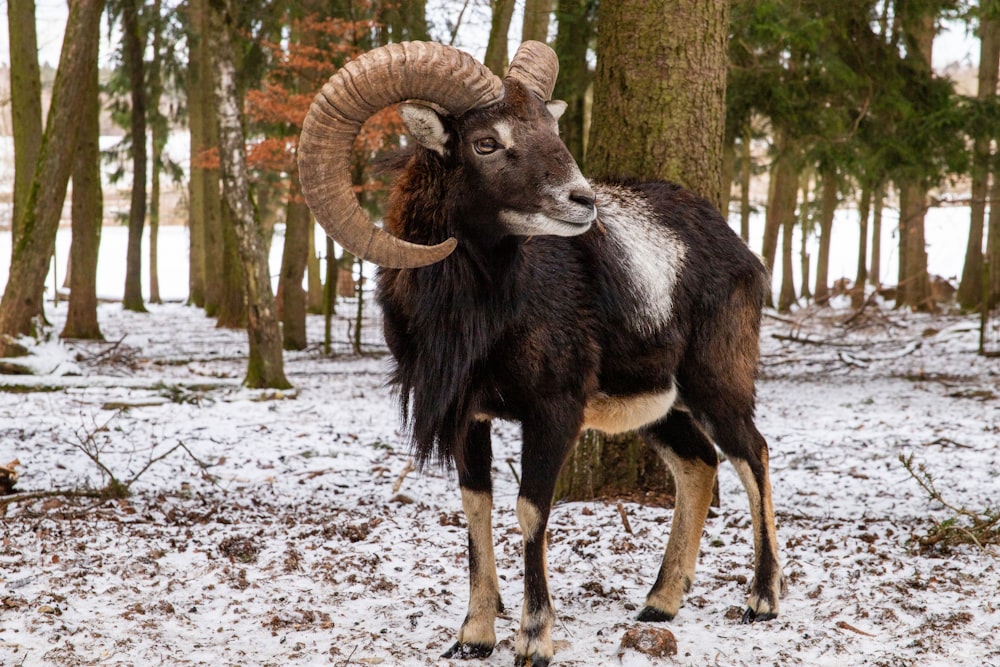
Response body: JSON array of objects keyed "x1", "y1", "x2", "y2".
[
  {"x1": 0, "y1": 0, "x2": 106, "y2": 354},
  {"x1": 206, "y1": 0, "x2": 290, "y2": 388}
]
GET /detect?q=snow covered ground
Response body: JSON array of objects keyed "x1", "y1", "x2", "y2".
[{"x1": 1, "y1": 299, "x2": 998, "y2": 667}]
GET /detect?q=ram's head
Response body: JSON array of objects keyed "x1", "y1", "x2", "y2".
[{"x1": 298, "y1": 41, "x2": 595, "y2": 269}]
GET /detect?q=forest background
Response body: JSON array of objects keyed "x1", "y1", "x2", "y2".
[
  {"x1": 1, "y1": 2, "x2": 999, "y2": 665},
  {"x1": 1, "y1": 0, "x2": 999, "y2": 379}
]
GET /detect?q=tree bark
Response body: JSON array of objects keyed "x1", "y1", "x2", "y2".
[
  {"x1": 813, "y1": 168, "x2": 837, "y2": 305},
  {"x1": 307, "y1": 221, "x2": 325, "y2": 313},
  {"x1": 521, "y1": 0, "x2": 552, "y2": 42},
  {"x1": 739, "y1": 127, "x2": 751, "y2": 242},
  {"x1": 186, "y1": 0, "x2": 207, "y2": 307},
  {"x1": 207, "y1": 0, "x2": 291, "y2": 389},
  {"x1": 870, "y1": 182, "x2": 884, "y2": 287},
  {"x1": 762, "y1": 130, "x2": 797, "y2": 303},
  {"x1": 278, "y1": 175, "x2": 310, "y2": 350},
  {"x1": 777, "y1": 186, "x2": 798, "y2": 312},
  {"x1": 484, "y1": 0, "x2": 517, "y2": 76},
  {"x1": 7, "y1": 0, "x2": 43, "y2": 250},
  {"x1": 0, "y1": 0, "x2": 105, "y2": 353},
  {"x1": 988, "y1": 155, "x2": 1000, "y2": 310},
  {"x1": 62, "y1": 37, "x2": 104, "y2": 341},
  {"x1": 148, "y1": 0, "x2": 164, "y2": 305},
  {"x1": 798, "y1": 174, "x2": 812, "y2": 301},
  {"x1": 588, "y1": 0, "x2": 729, "y2": 210},
  {"x1": 216, "y1": 201, "x2": 248, "y2": 329},
  {"x1": 122, "y1": 0, "x2": 149, "y2": 312},
  {"x1": 188, "y1": 0, "x2": 224, "y2": 316},
  {"x1": 851, "y1": 183, "x2": 872, "y2": 309},
  {"x1": 895, "y1": 10, "x2": 934, "y2": 311},
  {"x1": 7, "y1": 0, "x2": 47, "y2": 324},
  {"x1": 958, "y1": 12, "x2": 1000, "y2": 310},
  {"x1": 552, "y1": 0, "x2": 594, "y2": 164}
]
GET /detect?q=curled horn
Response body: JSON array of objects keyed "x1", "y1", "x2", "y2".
[
  {"x1": 505, "y1": 40, "x2": 559, "y2": 100},
  {"x1": 298, "y1": 42, "x2": 504, "y2": 269}
]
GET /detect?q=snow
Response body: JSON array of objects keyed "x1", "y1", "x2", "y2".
[{"x1": 1, "y1": 292, "x2": 998, "y2": 667}]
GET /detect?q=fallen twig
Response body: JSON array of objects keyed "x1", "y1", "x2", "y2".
[
  {"x1": 616, "y1": 501, "x2": 633, "y2": 535},
  {"x1": 0, "y1": 488, "x2": 106, "y2": 512},
  {"x1": 922, "y1": 437, "x2": 973, "y2": 449},
  {"x1": 392, "y1": 459, "x2": 415, "y2": 494},
  {"x1": 835, "y1": 620, "x2": 876, "y2": 637},
  {"x1": 840, "y1": 290, "x2": 881, "y2": 329}
]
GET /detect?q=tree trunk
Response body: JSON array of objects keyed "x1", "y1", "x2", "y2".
[
  {"x1": 7, "y1": 0, "x2": 43, "y2": 250},
  {"x1": 484, "y1": 0, "x2": 517, "y2": 76},
  {"x1": 895, "y1": 10, "x2": 934, "y2": 311},
  {"x1": 62, "y1": 38, "x2": 104, "y2": 341},
  {"x1": 216, "y1": 203, "x2": 248, "y2": 328},
  {"x1": 563, "y1": 0, "x2": 730, "y2": 503},
  {"x1": 307, "y1": 221, "x2": 325, "y2": 313},
  {"x1": 7, "y1": 0, "x2": 47, "y2": 324},
  {"x1": 188, "y1": 0, "x2": 224, "y2": 316},
  {"x1": 522, "y1": 0, "x2": 553, "y2": 42},
  {"x1": 852, "y1": 183, "x2": 872, "y2": 309},
  {"x1": 186, "y1": 0, "x2": 207, "y2": 307},
  {"x1": 739, "y1": 127, "x2": 751, "y2": 242},
  {"x1": 798, "y1": 175, "x2": 812, "y2": 301},
  {"x1": 122, "y1": 0, "x2": 149, "y2": 312},
  {"x1": 148, "y1": 0, "x2": 164, "y2": 305},
  {"x1": 0, "y1": 0, "x2": 105, "y2": 354},
  {"x1": 588, "y1": 0, "x2": 729, "y2": 210},
  {"x1": 721, "y1": 138, "x2": 736, "y2": 221},
  {"x1": 762, "y1": 130, "x2": 797, "y2": 304},
  {"x1": 207, "y1": 0, "x2": 290, "y2": 389},
  {"x1": 777, "y1": 188, "x2": 798, "y2": 312},
  {"x1": 898, "y1": 181, "x2": 932, "y2": 310},
  {"x1": 988, "y1": 157, "x2": 1000, "y2": 310},
  {"x1": 870, "y1": 182, "x2": 884, "y2": 287},
  {"x1": 958, "y1": 12, "x2": 1000, "y2": 310},
  {"x1": 552, "y1": 0, "x2": 594, "y2": 164},
  {"x1": 278, "y1": 175, "x2": 310, "y2": 350},
  {"x1": 813, "y1": 168, "x2": 837, "y2": 305}
]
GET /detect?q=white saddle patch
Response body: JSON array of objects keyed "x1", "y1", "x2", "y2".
[{"x1": 583, "y1": 385, "x2": 678, "y2": 435}]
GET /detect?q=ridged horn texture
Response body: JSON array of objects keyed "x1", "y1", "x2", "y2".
[
  {"x1": 505, "y1": 40, "x2": 559, "y2": 100},
  {"x1": 298, "y1": 41, "x2": 504, "y2": 269}
]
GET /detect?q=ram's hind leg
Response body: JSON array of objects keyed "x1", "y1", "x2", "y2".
[
  {"x1": 717, "y1": 416, "x2": 784, "y2": 623},
  {"x1": 638, "y1": 409, "x2": 719, "y2": 622},
  {"x1": 442, "y1": 421, "x2": 503, "y2": 660}
]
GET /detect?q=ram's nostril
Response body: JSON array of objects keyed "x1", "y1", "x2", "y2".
[{"x1": 570, "y1": 190, "x2": 596, "y2": 209}]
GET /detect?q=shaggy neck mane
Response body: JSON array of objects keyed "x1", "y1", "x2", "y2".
[{"x1": 379, "y1": 149, "x2": 522, "y2": 470}]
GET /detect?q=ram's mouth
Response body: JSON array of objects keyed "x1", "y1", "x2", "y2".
[{"x1": 499, "y1": 210, "x2": 594, "y2": 238}]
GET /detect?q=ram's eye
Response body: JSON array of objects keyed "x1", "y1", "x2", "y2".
[{"x1": 473, "y1": 137, "x2": 500, "y2": 155}]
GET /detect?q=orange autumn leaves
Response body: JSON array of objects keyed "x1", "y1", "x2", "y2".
[{"x1": 197, "y1": 12, "x2": 404, "y2": 203}]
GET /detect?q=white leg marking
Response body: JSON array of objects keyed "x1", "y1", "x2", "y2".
[
  {"x1": 645, "y1": 448, "x2": 717, "y2": 616},
  {"x1": 731, "y1": 455, "x2": 783, "y2": 616},
  {"x1": 458, "y1": 489, "x2": 500, "y2": 647}
]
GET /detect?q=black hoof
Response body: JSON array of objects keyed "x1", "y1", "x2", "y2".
[
  {"x1": 513, "y1": 655, "x2": 550, "y2": 667},
  {"x1": 740, "y1": 607, "x2": 777, "y2": 624},
  {"x1": 442, "y1": 641, "x2": 495, "y2": 659},
  {"x1": 637, "y1": 605, "x2": 675, "y2": 622}
]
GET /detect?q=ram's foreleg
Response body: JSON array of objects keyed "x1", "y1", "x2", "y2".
[
  {"x1": 443, "y1": 421, "x2": 503, "y2": 660},
  {"x1": 513, "y1": 414, "x2": 579, "y2": 667}
]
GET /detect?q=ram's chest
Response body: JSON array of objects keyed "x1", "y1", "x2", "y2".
[{"x1": 593, "y1": 183, "x2": 687, "y2": 336}]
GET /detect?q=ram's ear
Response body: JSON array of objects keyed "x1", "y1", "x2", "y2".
[
  {"x1": 400, "y1": 103, "x2": 449, "y2": 156},
  {"x1": 546, "y1": 100, "x2": 568, "y2": 123}
]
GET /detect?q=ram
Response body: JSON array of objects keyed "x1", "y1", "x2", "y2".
[{"x1": 298, "y1": 41, "x2": 784, "y2": 667}]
